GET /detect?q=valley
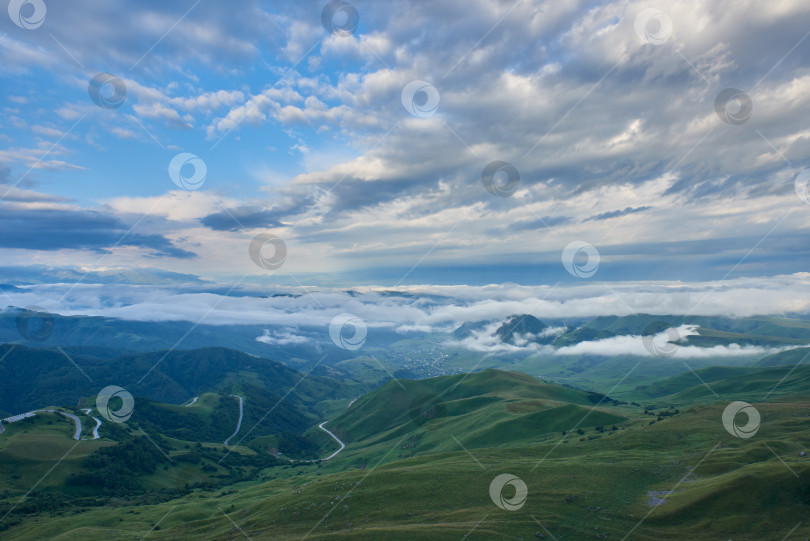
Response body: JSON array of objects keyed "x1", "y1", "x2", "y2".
[{"x1": 0, "y1": 316, "x2": 809, "y2": 539}]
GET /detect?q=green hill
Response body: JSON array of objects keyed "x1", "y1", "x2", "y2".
[
  {"x1": 756, "y1": 346, "x2": 810, "y2": 367},
  {"x1": 5, "y1": 351, "x2": 810, "y2": 540},
  {"x1": 328, "y1": 369, "x2": 628, "y2": 465},
  {"x1": 632, "y1": 366, "x2": 761, "y2": 400},
  {"x1": 0, "y1": 344, "x2": 359, "y2": 419},
  {"x1": 634, "y1": 364, "x2": 810, "y2": 407},
  {"x1": 3, "y1": 380, "x2": 810, "y2": 540}
]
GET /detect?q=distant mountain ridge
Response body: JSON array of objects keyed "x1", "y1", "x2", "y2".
[
  {"x1": 0, "y1": 344, "x2": 359, "y2": 419},
  {"x1": 486, "y1": 313, "x2": 810, "y2": 349},
  {"x1": 494, "y1": 314, "x2": 549, "y2": 344},
  {"x1": 756, "y1": 347, "x2": 810, "y2": 367}
]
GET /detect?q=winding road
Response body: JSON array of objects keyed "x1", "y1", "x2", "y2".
[
  {"x1": 316, "y1": 421, "x2": 346, "y2": 461},
  {"x1": 185, "y1": 397, "x2": 199, "y2": 407},
  {"x1": 215, "y1": 392, "x2": 344, "y2": 461},
  {"x1": 223, "y1": 395, "x2": 244, "y2": 446},
  {"x1": 0, "y1": 408, "x2": 102, "y2": 441},
  {"x1": 79, "y1": 409, "x2": 101, "y2": 440},
  {"x1": 90, "y1": 416, "x2": 102, "y2": 439},
  {"x1": 284, "y1": 421, "x2": 346, "y2": 463},
  {"x1": 58, "y1": 411, "x2": 82, "y2": 441},
  {"x1": 78, "y1": 409, "x2": 101, "y2": 440},
  {"x1": 1, "y1": 396, "x2": 344, "y2": 458}
]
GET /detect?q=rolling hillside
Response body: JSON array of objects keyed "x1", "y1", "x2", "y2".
[
  {"x1": 0, "y1": 344, "x2": 360, "y2": 419},
  {"x1": 756, "y1": 346, "x2": 810, "y2": 367},
  {"x1": 2, "y1": 368, "x2": 809, "y2": 540},
  {"x1": 324, "y1": 369, "x2": 629, "y2": 466},
  {"x1": 632, "y1": 364, "x2": 810, "y2": 407}
]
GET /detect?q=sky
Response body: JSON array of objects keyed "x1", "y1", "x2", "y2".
[{"x1": 2, "y1": 0, "x2": 810, "y2": 298}]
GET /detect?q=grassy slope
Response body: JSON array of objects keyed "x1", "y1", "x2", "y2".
[
  {"x1": 292, "y1": 374, "x2": 627, "y2": 486},
  {"x1": 4, "y1": 397, "x2": 810, "y2": 541},
  {"x1": 631, "y1": 366, "x2": 761, "y2": 400},
  {"x1": 4, "y1": 368, "x2": 810, "y2": 540},
  {"x1": 756, "y1": 346, "x2": 810, "y2": 367},
  {"x1": 0, "y1": 412, "x2": 113, "y2": 494},
  {"x1": 632, "y1": 364, "x2": 810, "y2": 407},
  {"x1": 328, "y1": 369, "x2": 616, "y2": 444}
]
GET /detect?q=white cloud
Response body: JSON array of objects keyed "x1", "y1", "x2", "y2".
[
  {"x1": 454, "y1": 322, "x2": 798, "y2": 357},
  {"x1": 172, "y1": 90, "x2": 246, "y2": 112},
  {"x1": 132, "y1": 102, "x2": 192, "y2": 128},
  {"x1": 255, "y1": 329, "x2": 309, "y2": 345},
  {"x1": 104, "y1": 192, "x2": 239, "y2": 222},
  {"x1": 2, "y1": 274, "x2": 810, "y2": 332},
  {"x1": 553, "y1": 329, "x2": 790, "y2": 359}
]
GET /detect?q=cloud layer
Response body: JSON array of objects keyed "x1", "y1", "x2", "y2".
[
  {"x1": 1, "y1": 0, "x2": 809, "y2": 285},
  {"x1": 3, "y1": 273, "x2": 810, "y2": 331}
]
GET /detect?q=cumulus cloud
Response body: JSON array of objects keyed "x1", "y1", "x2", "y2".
[
  {"x1": 255, "y1": 329, "x2": 310, "y2": 345},
  {"x1": 553, "y1": 328, "x2": 790, "y2": 359},
  {"x1": 2, "y1": 0, "x2": 810, "y2": 284},
  {"x1": 455, "y1": 322, "x2": 798, "y2": 357}
]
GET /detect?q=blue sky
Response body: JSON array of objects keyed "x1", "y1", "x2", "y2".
[{"x1": 2, "y1": 0, "x2": 810, "y2": 289}]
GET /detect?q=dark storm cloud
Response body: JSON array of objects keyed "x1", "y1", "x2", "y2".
[{"x1": 0, "y1": 208, "x2": 196, "y2": 258}]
